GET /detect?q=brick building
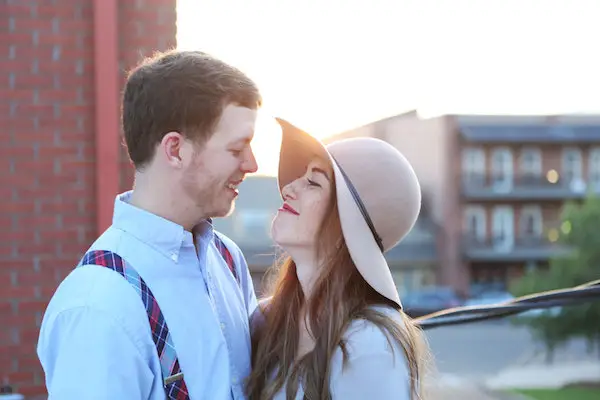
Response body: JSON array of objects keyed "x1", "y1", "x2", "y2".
[
  {"x1": 334, "y1": 112, "x2": 600, "y2": 296},
  {"x1": 456, "y1": 115, "x2": 600, "y2": 293},
  {"x1": 2, "y1": 1, "x2": 177, "y2": 396}
]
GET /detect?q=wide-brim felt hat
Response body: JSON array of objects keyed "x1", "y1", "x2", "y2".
[{"x1": 276, "y1": 118, "x2": 422, "y2": 307}]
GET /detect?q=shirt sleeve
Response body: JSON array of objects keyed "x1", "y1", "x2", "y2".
[
  {"x1": 37, "y1": 305, "x2": 154, "y2": 400},
  {"x1": 330, "y1": 348, "x2": 412, "y2": 399}
]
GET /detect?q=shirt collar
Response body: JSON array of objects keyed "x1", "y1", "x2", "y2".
[{"x1": 112, "y1": 191, "x2": 215, "y2": 262}]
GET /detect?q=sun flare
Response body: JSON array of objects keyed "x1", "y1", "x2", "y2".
[
  {"x1": 176, "y1": 0, "x2": 600, "y2": 176},
  {"x1": 252, "y1": 112, "x2": 284, "y2": 176}
]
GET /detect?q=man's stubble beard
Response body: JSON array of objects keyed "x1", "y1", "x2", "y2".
[{"x1": 183, "y1": 169, "x2": 236, "y2": 220}]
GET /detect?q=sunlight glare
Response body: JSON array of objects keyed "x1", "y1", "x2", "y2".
[
  {"x1": 176, "y1": 0, "x2": 600, "y2": 174},
  {"x1": 252, "y1": 112, "x2": 282, "y2": 176}
]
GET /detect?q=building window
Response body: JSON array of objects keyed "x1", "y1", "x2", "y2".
[
  {"x1": 519, "y1": 147, "x2": 542, "y2": 183},
  {"x1": 492, "y1": 206, "x2": 514, "y2": 251},
  {"x1": 462, "y1": 147, "x2": 485, "y2": 186},
  {"x1": 589, "y1": 147, "x2": 600, "y2": 190},
  {"x1": 491, "y1": 147, "x2": 513, "y2": 191},
  {"x1": 393, "y1": 267, "x2": 435, "y2": 296},
  {"x1": 519, "y1": 206, "x2": 542, "y2": 238},
  {"x1": 464, "y1": 205, "x2": 486, "y2": 242},
  {"x1": 562, "y1": 147, "x2": 583, "y2": 189}
]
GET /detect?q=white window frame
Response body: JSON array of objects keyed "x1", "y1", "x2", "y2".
[
  {"x1": 491, "y1": 147, "x2": 514, "y2": 192},
  {"x1": 588, "y1": 147, "x2": 600, "y2": 190},
  {"x1": 519, "y1": 205, "x2": 543, "y2": 238},
  {"x1": 462, "y1": 147, "x2": 485, "y2": 186},
  {"x1": 519, "y1": 147, "x2": 542, "y2": 178},
  {"x1": 562, "y1": 147, "x2": 583, "y2": 187},
  {"x1": 492, "y1": 206, "x2": 514, "y2": 251},
  {"x1": 464, "y1": 205, "x2": 486, "y2": 241}
]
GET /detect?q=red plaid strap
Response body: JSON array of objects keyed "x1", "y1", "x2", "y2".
[
  {"x1": 76, "y1": 234, "x2": 239, "y2": 399},
  {"x1": 79, "y1": 250, "x2": 190, "y2": 400},
  {"x1": 214, "y1": 233, "x2": 240, "y2": 286}
]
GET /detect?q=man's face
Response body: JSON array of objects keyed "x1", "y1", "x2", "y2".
[{"x1": 178, "y1": 104, "x2": 259, "y2": 220}]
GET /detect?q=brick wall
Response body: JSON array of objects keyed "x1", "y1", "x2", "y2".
[{"x1": 1, "y1": 1, "x2": 177, "y2": 396}]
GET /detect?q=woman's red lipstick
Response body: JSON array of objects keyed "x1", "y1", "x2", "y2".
[{"x1": 279, "y1": 203, "x2": 300, "y2": 215}]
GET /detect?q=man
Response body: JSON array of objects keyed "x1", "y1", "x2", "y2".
[{"x1": 37, "y1": 50, "x2": 262, "y2": 399}]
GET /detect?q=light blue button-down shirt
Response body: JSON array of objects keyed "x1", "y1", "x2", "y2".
[{"x1": 37, "y1": 191, "x2": 258, "y2": 399}]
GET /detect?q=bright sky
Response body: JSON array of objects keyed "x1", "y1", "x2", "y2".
[{"x1": 176, "y1": 0, "x2": 600, "y2": 175}]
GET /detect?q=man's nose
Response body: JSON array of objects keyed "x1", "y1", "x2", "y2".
[{"x1": 241, "y1": 148, "x2": 258, "y2": 174}]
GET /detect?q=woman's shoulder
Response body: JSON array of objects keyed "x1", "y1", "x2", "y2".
[
  {"x1": 331, "y1": 306, "x2": 414, "y2": 399},
  {"x1": 342, "y1": 305, "x2": 406, "y2": 357},
  {"x1": 249, "y1": 296, "x2": 272, "y2": 334}
]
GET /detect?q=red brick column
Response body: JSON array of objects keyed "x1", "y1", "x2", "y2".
[{"x1": 1, "y1": 0, "x2": 177, "y2": 396}]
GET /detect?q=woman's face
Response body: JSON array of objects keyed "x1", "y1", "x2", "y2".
[{"x1": 271, "y1": 158, "x2": 334, "y2": 248}]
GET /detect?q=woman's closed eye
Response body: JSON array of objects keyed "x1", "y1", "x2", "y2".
[{"x1": 307, "y1": 178, "x2": 321, "y2": 187}]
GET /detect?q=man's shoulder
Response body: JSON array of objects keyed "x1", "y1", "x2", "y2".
[
  {"x1": 47, "y1": 224, "x2": 137, "y2": 307},
  {"x1": 88, "y1": 224, "x2": 127, "y2": 252},
  {"x1": 43, "y1": 255, "x2": 149, "y2": 330}
]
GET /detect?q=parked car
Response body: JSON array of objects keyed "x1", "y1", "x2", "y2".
[{"x1": 402, "y1": 286, "x2": 463, "y2": 318}]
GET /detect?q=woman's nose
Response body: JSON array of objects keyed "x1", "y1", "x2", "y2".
[{"x1": 282, "y1": 180, "x2": 299, "y2": 200}]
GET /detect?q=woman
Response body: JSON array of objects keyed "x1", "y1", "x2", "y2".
[{"x1": 246, "y1": 118, "x2": 430, "y2": 400}]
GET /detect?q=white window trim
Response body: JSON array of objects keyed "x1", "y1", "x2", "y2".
[
  {"x1": 562, "y1": 147, "x2": 583, "y2": 183},
  {"x1": 519, "y1": 205, "x2": 543, "y2": 237},
  {"x1": 464, "y1": 205, "x2": 486, "y2": 240},
  {"x1": 519, "y1": 147, "x2": 542, "y2": 177},
  {"x1": 588, "y1": 147, "x2": 600, "y2": 189},
  {"x1": 462, "y1": 147, "x2": 485, "y2": 184},
  {"x1": 492, "y1": 206, "x2": 514, "y2": 251},
  {"x1": 491, "y1": 147, "x2": 514, "y2": 191}
]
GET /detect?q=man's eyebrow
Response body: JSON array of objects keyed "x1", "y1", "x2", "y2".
[
  {"x1": 231, "y1": 135, "x2": 254, "y2": 145},
  {"x1": 311, "y1": 167, "x2": 330, "y2": 181}
]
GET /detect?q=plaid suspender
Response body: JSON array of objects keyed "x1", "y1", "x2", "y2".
[
  {"x1": 214, "y1": 233, "x2": 239, "y2": 285},
  {"x1": 78, "y1": 235, "x2": 240, "y2": 400}
]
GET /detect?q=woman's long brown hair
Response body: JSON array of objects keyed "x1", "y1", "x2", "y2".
[{"x1": 245, "y1": 177, "x2": 430, "y2": 400}]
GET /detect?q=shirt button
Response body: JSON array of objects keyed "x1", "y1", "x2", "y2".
[
  {"x1": 171, "y1": 253, "x2": 177, "y2": 262},
  {"x1": 220, "y1": 323, "x2": 226, "y2": 331},
  {"x1": 232, "y1": 376, "x2": 238, "y2": 385}
]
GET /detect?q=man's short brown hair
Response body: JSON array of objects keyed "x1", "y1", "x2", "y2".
[{"x1": 121, "y1": 49, "x2": 262, "y2": 169}]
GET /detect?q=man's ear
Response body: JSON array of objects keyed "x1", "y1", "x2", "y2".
[{"x1": 160, "y1": 131, "x2": 184, "y2": 168}]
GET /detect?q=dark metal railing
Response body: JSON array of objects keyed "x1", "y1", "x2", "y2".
[
  {"x1": 463, "y1": 234, "x2": 559, "y2": 248},
  {"x1": 415, "y1": 279, "x2": 600, "y2": 329},
  {"x1": 462, "y1": 172, "x2": 577, "y2": 189}
]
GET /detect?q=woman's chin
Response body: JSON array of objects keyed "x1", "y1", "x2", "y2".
[
  {"x1": 270, "y1": 233, "x2": 288, "y2": 249},
  {"x1": 270, "y1": 218, "x2": 288, "y2": 245},
  {"x1": 270, "y1": 231, "x2": 294, "y2": 250}
]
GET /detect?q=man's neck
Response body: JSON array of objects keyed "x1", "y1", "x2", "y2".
[{"x1": 130, "y1": 174, "x2": 204, "y2": 231}]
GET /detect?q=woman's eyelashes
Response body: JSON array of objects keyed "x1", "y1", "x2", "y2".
[{"x1": 307, "y1": 178, "x2": 321, "y2": 187}]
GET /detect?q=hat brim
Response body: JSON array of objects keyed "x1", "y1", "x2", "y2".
[{"x1": 275, "y1": 118, "x2": 402, "y2": 308}]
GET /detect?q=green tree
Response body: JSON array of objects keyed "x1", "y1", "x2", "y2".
[{"x1": 510, "y1": 194, "x2": 600, "y2": 362}]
